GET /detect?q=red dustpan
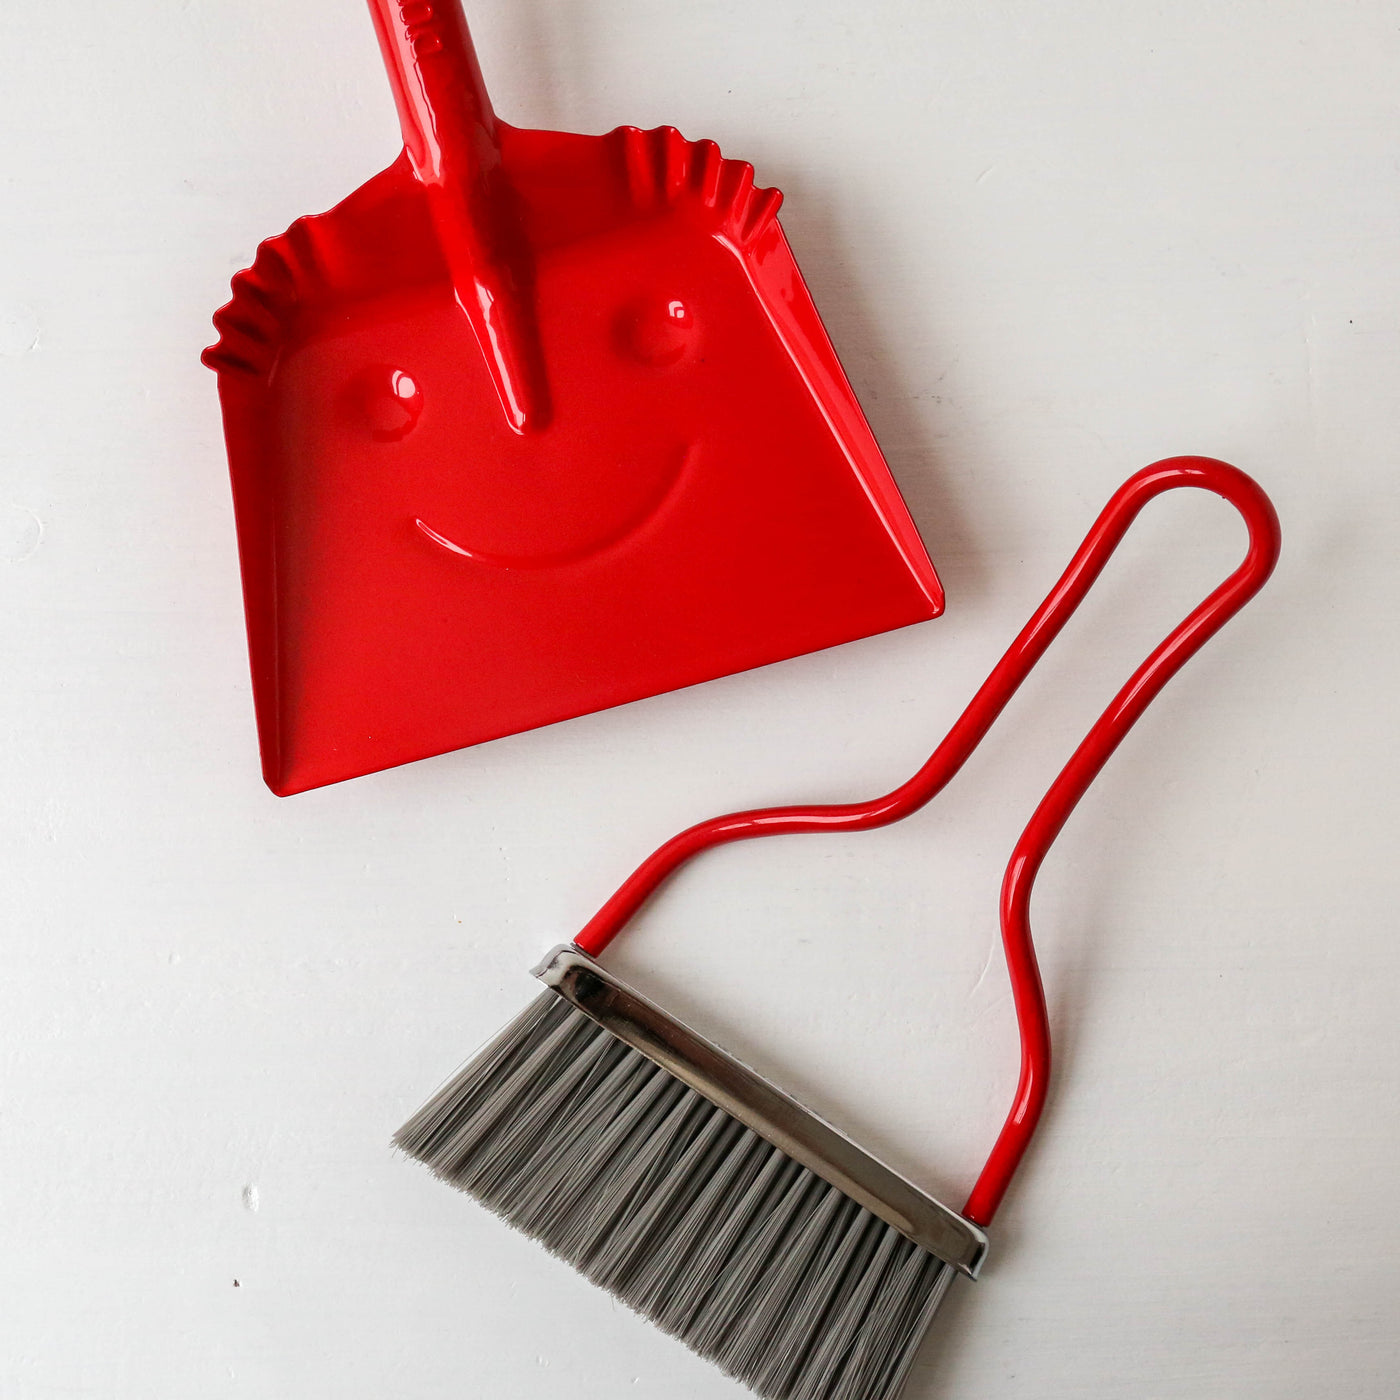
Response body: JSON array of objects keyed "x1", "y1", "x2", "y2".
[{"x1": 204, "y1": 1, "x2": 943, "y2": 796}]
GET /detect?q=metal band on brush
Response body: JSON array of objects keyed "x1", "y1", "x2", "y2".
[{"x1": 532, "y1": 945, "x2": 988, "y2": 1278}]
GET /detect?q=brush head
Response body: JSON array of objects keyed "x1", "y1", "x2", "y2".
[{"x1": 396, "y1": 954, "x2": 986, "y2": 1400}]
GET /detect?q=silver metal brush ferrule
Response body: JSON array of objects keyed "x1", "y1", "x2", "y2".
[{"x1": 532, "y1": 944, "x2": 989, "y2": 1278}]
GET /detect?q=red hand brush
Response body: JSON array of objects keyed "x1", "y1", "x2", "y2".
[
  {"x1": 203, "y1": 1, "x2": 942, "y2": 796},
  {"x1": 396, "y1": 458, "x2": 1280, "y2": 1400}
]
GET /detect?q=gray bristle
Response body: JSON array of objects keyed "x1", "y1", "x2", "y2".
[{"x1": 396, "y1": 993, "x2": 954, "y2": 1400}]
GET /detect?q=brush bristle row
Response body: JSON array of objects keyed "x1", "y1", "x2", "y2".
[{"x1": 396, "y1": 993, "x2": 953, "y2": 1400}]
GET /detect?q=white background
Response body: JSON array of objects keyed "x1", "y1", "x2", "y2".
[{"x1": 2, "y1": 2, "x2": 1396, "y2": 1396}]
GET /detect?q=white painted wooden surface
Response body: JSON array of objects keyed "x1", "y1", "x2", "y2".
[{"x1": 1, "y1": 2, "x2": 1396, "y2": 1395}]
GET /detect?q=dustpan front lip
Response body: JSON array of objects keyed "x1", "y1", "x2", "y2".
[{"x1": 532, "y1": 943, "x2": 988, "y2": 1278}]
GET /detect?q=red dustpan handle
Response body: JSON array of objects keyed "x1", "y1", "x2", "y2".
[
  {"x1": 365, "y1": 0, "x2": 548, "y2": 430},
  {"x1": 574, "y1": 456, "x2": 1282, "y2": 1226}
]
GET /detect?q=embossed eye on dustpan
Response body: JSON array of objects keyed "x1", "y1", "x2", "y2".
[{"x1": 204, "y1": 0, "x2": 943, "y2": 796}]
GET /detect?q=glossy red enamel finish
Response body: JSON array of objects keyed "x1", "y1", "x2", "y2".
[
  {"x1": 573, "y1": 458, "x2": 1281, "y2": 1226},
  {"x1": 203, "y1": 2, "x2": 942, "y2": 795}
]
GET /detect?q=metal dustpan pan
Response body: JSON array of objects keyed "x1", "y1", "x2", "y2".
[{"x1": 204, "y1": 0, "x2": 943, "y2": 796}]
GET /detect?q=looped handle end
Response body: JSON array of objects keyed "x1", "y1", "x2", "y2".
[{"x1": 962, "y1": 457, "x2": 1279, "y2": 1224}]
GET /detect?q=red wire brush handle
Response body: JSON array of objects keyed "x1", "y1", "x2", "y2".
[{"x1": 574, "y1": 457, "x2": 1281, "y2": 1228}]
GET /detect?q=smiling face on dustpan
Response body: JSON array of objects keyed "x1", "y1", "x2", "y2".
[{"x1": 204, "y1": 13, "x2": 942, "y2": 797}]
